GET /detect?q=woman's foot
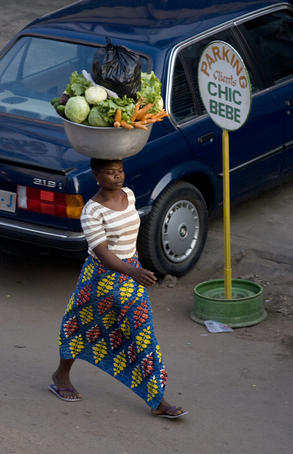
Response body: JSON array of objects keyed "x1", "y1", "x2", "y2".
[
  {"x1": 151, "y1": 398, "x2": 188, "y2": 419},
  {"x1": 49, "y1": 370, "x2": 82, "y2": 402}
]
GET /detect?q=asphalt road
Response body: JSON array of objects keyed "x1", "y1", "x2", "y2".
[
  {"x1": 0, "y1": 0, "x2": 72, "y2": 49},
  {"x1": 0, "y1": 2, "x2": 293, "y2": 454}
]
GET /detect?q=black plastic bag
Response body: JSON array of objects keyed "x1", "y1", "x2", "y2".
[{"x1": 91, "y1": 38, "x2": 141, "y2": 99}]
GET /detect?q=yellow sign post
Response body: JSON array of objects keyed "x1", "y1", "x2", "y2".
[{"x1": 222, "y1": 129, "x2": 232, "y2": 298}]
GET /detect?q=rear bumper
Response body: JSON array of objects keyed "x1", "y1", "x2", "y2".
[{"x1": 0, "y1": 217, "x2": 87, "y2": 252}]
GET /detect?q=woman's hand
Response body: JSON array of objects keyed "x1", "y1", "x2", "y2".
[
  {"x1": 93, "y1": 242, "x2": 157, "y2": 286},
  {"x1": 130, "y1": 267, "x2": 157, "y2": 287}
]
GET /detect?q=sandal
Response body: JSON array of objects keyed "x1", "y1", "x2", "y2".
[
  {"x1": 151, "y1": 405, "x2": 188, "y2": 419},
  {"x1": 48, "y1": 384, "x2": 81, "y2": 402}
]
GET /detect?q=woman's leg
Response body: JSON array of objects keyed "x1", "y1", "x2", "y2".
[{"x1": 51, "y1": 358, "x2": 82, "y2": 400}]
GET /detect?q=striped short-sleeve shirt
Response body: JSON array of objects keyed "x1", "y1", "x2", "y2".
[{"x1": 80, "y1": 187, "x2": 140, "y2": 259}]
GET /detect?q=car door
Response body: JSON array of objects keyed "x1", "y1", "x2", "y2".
[
  {"x1": 169, "y1": 25, "x2": 284, "y2": 205},
  {"x1": 238, "y1": 6, "x2": 293, "y2": 176}
]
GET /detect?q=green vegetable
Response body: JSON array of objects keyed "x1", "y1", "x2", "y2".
[
  {"x1": 65, "y1": 71, "x2": 91, "y2": 97},
  {"x1": 158, "y1": 96, "x2": 164, "y2": 110},
  {"x1": 52, "y1": 70, "x2": 163, "y2": 126},
  {"x1": 88, "y1": 106, "x2": 110, "y2": 127},
  {"x1": 137, "y1": 71, "x2": 162, "y2": 113},
  {"x1": 85, "y1": 86, "x2": 107, "y2": 105},
  {"x1": 57, "y1": 105, "x2": 65, "y2": 116},
  {"x1": 64, "y1": 96, "x2": 90, "y2": 123},
  {"x1": 96, "y1": 96, "x2": 135, "y2": 125},
  {"x1": 51, "y1": 97, "x2": 60, "y2": 106}
]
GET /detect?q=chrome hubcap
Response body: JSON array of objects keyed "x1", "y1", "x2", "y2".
[{"x1": 162, "y1": 200, "x2": 199, "y2": 263}]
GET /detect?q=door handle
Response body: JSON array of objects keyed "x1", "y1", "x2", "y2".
[{"x1": 197, "y1": 132, "x2": 214, "y2": 144}]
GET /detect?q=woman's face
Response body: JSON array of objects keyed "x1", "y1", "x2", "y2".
[{"x1": 94, "y1": 161, "x2": 125, "y2": 191}]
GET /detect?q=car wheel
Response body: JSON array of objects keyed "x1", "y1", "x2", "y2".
[{"x1": 138, "y1": 181, "x2": 208, "y2": 276}]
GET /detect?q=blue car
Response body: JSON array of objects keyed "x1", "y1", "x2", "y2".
[{"x1": 0, "y1": 0, "x2": 292, "y2": 276}]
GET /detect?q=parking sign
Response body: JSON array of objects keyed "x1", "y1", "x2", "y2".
[{"x1": 198, "y1": 41, "x2": 251, "y2": 131}]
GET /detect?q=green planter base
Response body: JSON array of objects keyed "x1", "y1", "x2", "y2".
[{"x1": 191, "y1": 279, "x2": 267, "y2": 328}]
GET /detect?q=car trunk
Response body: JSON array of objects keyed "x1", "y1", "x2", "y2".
[{"x1": 0, "y1": 114, "x2": 91, "y2": 231}]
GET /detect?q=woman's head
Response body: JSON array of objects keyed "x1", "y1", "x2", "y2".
[
  {"x1": 91, "y1": 158, "x2": 125, "y2": 190},
  {"x1": 90, "y1": 158, "x2": 122, "y2": 173}
]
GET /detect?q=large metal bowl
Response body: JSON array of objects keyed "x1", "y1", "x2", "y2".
[{"x1": 62, "y1": 117, "x2": 152, "y2": 159}]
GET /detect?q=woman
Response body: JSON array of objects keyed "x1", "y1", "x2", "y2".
[{"x1": 49, "y1": 158, "x2": 187, "y2": 419}]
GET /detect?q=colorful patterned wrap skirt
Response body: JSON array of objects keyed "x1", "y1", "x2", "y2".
[{"x1": 59, "y1": 254, "x2": 167, "y2": 409}]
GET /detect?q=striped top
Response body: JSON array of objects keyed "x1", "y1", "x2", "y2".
[{"x1": 80, "y1": 187, "x2": 140, "y2": 259}]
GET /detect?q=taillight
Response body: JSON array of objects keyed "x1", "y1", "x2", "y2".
[{"x1": 17, "y1": 185, "x2": 84, "y2": 219}]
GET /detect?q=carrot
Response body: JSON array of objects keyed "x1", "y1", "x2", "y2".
[
  {"x1": 120, "y1": 120, "x2": 134, "y2": 130},
  {"x1": 135, "y1": 116, "x2": 148, "y2": 124},
  {"x1": 131, "y1": 99, "x2": 141, "y2": 122},
  {"x1": 151, "y1": 110, "x2": 168, "y2": 120},
  {"x1": 133, "y1": 122, "x2": 148, "y2": 130},
  {"x1": 114, "y1": 121, "x2": 121, "y2": 128},
  {"x1": 115, "y1": 108, "x2": 122, "y2": 123},
  {"x1": 135, "y1": 103, "x2": 154, "y2": 121},
  {"x1": 144, "y1": 118, "x2": 159, "y2": 124}
]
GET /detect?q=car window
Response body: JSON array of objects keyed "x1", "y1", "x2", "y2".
[
  {"x1": 22, "y1": 39, "x2": 78, "y2": 79},
  {"x1": 171, "y1": 28, "x2": 255, "y2": 124},
  {"x1": 0, "y1": 37, "x2": 149, "y2": 123},
  {"x1": 171, "y1": 55, "x2": 196, "y2": 122},
  {"x1": 241, "y1": 9, "x2": 293, "y2": 84}
]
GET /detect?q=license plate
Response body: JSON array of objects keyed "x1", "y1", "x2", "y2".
[{"x1": 0, "y1": 190, "x2": 16, "y2": 213}]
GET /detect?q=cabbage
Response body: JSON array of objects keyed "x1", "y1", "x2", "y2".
[
  {"x1": 88, "y1": 106, "x2": 110, "y2": 127},
  {"x1": 64, "y1": 96, "x2": 90, "y2": 123},
  {"x1": 85, "y1": 86, "x2": 107, "y2": 105},
  {"x1": 137, "y1": 71, "x2": 162, "y2": 113}
]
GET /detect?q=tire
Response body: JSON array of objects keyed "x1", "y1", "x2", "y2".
[{"x1": 137, "y1": 181, "x2": 208, "y2": 277}]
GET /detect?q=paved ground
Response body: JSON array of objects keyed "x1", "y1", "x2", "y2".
[
  {"x1": 0, "y1": 2, "x2": 293, "y2": 454},
  {"x1": 1, "y1": 182, "x2": 293, "y2": 454},
  {"x1": 0, "y1": 0, "x2": 71, "y2": 49}
]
